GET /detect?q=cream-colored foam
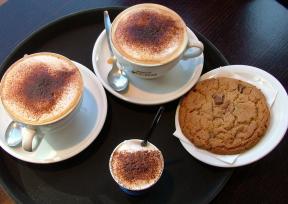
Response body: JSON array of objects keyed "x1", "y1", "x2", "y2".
[
  {"x1": 112, "y1": 4, "x2": 188, "y2": 65},
  {"x1": 116, "y1": 139, "x2": 157, "y2": 152},
  {"x1": 110, "y1": 139, "x2": 164, "y2": 190},
  {"x1": 0, "y1": 52, "x2": 83, "y2": 125}
]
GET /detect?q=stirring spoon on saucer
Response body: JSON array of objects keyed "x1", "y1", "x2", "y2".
[{"x1": 104, "y1": 11, "x2": 128, "y2": 92}]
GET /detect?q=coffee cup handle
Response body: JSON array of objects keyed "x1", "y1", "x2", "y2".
[
  {"x1": 22, "y1": 126, "x2": 37, "y2": 152},
  {"x1": 182, "y1": 40, "x2": 204, "y2": 60}
]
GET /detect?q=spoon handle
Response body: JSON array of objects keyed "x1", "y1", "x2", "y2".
[
  {"x1": 142, "y1": 106, "x2": 165, "y2": 146},
  {"x1": 104, "y1": 11, "x2": 114, "y2": 55}
]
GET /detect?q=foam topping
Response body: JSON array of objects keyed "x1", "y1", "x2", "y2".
[
  {"x1": 112, "y1": 4, "x2": 187, "y2": 65},
  {"x1": 110, "y1": 140, "x2": 164, "y2": 190},
  {"x1": 0, "y1": 53, "x2": 83, "y2": 125}
]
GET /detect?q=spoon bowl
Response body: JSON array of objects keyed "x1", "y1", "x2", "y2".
[
  {"x1": 107, "y1": 56, "x2": 128, "y2": 92},
  {"x1": 5, "y1": 121, "x2": 24, "y2": 147}
]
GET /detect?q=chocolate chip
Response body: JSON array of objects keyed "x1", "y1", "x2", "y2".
[
  {"x1": 213, "y1": 93, "x2": 224, "y2": 105},
  {"x1": 238, "y1": 84, "x2": 245, "y2": 93}
]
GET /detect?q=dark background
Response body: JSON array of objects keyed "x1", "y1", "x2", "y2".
[{"x1": 0, "y1": 0, "x2": 287, "y2": 203}]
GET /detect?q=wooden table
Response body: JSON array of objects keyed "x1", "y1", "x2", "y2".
[{"x1": 0, "y1": 0, "x2": 287, "y2": 203}]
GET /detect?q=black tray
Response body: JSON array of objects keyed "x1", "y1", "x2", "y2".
[{"x1": 0, "y1": 8, "x2": 233, "y2": 204}]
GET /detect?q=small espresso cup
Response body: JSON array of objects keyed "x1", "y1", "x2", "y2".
[
  {"x1": 110, "y1": 3, "x2": 204, "y2": 79},
  {"x1": 109, "y1": 139, "x2": 164, "y2": 195},
  {"x1": 0, "y1": 52, "x2": 84, "y2": 152}
]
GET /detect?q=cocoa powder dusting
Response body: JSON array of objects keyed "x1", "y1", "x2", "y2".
[
  {"x1": 116, "y1": 10, "x2": 182, "y2": 53},
  {"x1": 11, "y1": 63, "x2": 76, "y2": 116},
  {"x1": 112, "y1": 150, "x2": 162, "y2": 185}
]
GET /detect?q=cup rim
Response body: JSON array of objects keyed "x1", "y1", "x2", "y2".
[
  {"x1": 0, "y1": 52, "x2": 84, "y2": 126},
  {"x1": 109, "y1": 139, "x2": 164, "y2": 191},
  {"x1": 110, "y1": 3, "x2": 189, "y2": 67},
  {"x1": 1, "y1": 91, "x2": 83, "y2": 128}
]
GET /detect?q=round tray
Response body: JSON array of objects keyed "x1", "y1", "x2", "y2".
[{"x1": 0, "y1": 8, "x2": 233, "y2": 204}]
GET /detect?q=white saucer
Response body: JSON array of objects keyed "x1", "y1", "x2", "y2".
[
  {"x1": 0, "y1": 61, "x2": 107, "y2": 164},
  {"x1": 92, "y1": 28, "x2": 204, "y2": 105},
  {"x1": 175, "y1": 65, "x2": 288, "y2": 167}
]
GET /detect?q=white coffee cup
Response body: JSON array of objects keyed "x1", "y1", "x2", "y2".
[
  {"x1": 109, "y1": 139, "x2": 164, "y2": 195},
  {"x1": 0, "y1": 52, "x2": 84, "y2": 152},
  {"x1": 110, "y1": 3, "x2": 204, "y2": 79}
]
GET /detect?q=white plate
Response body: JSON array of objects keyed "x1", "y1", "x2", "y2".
[
  {"x1": 175, "y1": 65, "x2": 288, "y2": 167},
  {"x1": 0, "y1": 61, "x2": 107, "y2": 164},
  {"x1": 92, "y1": 28, "x2": 204, "y2": 105}
]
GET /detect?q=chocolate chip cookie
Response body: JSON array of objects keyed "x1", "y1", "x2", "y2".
[{"x1": 179, "y1": 77, "x2": 270, "y2": 154}]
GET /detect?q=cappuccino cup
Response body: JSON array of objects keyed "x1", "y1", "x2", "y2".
[
  {"x1": 110, "y1": 3, "x2": 204, "y2": 79},
  {"x1": 0, "y1": 52, "x2": 83, "y2": 151},
  {"x1": 109, "y1": 139, "x2": 164, "y2": 195}
]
